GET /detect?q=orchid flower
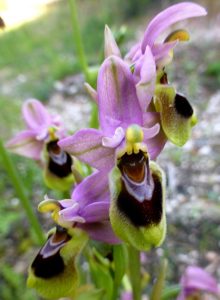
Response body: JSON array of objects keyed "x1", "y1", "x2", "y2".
[
  {"x1": 104, "y1": 2, "x2": 206, "y2": 147},
  {"x1": 177, "y1": 266, "x2": 219, "y2": 300},
  {"x1": 38, "y1": 170, "x2": 120, "y2": 244},
  {"x1": 59, "y1": 55, "x2": 166, "y2": 250},
  {"x1": 6, "y1": 99, "x2": 64, "y2": 160},
  {"x1": 125, "y1": 2, "x2": 207, "y2": 69},
  {"x1": 6, "y1": 99, "x2": 75, "y2": 191},
  {"x1": 27, "y1": 226, "x2": 88, "y2": 299},
  {"x1": 59, "y1": 55, "x2": 161, "y2": 169}
]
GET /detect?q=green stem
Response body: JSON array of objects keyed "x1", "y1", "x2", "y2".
[
  {"x1": 128, "y1": 246, "x2": 141, "y2": 300},
  {"x1": 0, "y1": 139, "x2": 44, "y2": 245},
  {"x1": 161, "y1": 285, "x2": 181, "y2": 300},
  {"x1": 68, "y1": 0, "x2": 89, "y2": 80},
  {"x1": 150, "y1": 259, "x2": 168, "y2": 300}
]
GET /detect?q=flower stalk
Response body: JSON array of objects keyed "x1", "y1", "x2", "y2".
[
  {"x1": 68, "y1": 0, "x2": 89, "y2": 81},
  {"x1": 150, "y1": 259, "x2": 168, "y2": 300},
  {"x1": 128, "y1": 246, "x2": 141, "y2": 300},
  {"x1": 0, "y1": 139, "x2": 44, "y2": 245}
]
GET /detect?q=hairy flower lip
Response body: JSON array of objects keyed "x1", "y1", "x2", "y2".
[
  {"x1": 113, "y1": 163, "x2": 163, "y2": 227},
  {"x1": 118, "y1": 151, "x2": 154, "y2": 203},
  {"x1": 31, "y1": 226, "x2": 71, "y2": 279},
  {"x1": 120, "y1": 152, "x2": 146, "y2": 183},
  {"x1": 46, "y1": 140, "x2": 73, "y2": 178}
]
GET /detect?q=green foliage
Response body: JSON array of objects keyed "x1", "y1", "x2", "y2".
[
  {"x1": 0, "y1": 264, "x2": 38, "y2": 300},
  {"x1": 89, "y1": 248, "x2": 114, "y2": 300},
  {"x1": 113, "y1": 244, "x2": 127, "y2": 289},
  {"x1": 76, "y1": 288, "x2": 105, "y2": 300},
  {"x1": 115, "y1": 0, "x2": 151, "y2": 19},
  {"x1": 206, "y1": 61, "x2": 220, "y2": 82},
  {"x1": 0, "y1": 1, "x2": 77, "y2": 101},
  {"x1": 150, "y1": 259, "x2": 168, "y2": 300}
]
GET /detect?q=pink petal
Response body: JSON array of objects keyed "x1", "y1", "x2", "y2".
[
  {"x1": 104, "y1": 25, "x2": 121, "y2": 58},
  {"x1": 125, "y1": 42, "x2": 141, "y2": 62},
  {"x1": 152, "y1": 41, "x2": 178, "y2": 61},
  {"x1": 59, "y1": 129, "x2": 115, "y2": 171},
  {"x1": 72, "y1": 170, "x2": 110, "y2": 207},
  {"x1": 182, "y1": 266, "x2": 219, "y2": 295},
  {"x1": 136, "y1": 46, "x2": 156, "y2": 112},
  {"x1": 6, "y1": 130, "x2": 43, "y2": 160},
  {"x1": 143, "y1": 112, "x2": 167, "y2": 160},
  {"x1": 97, "y1": 55, "x2": 143, "y2": 134},
  {"x1": 141, "y1": 2, "x2": 207, "y2": 51},
  {"x1": 79, "y1": 220, "x2": 121, "y2": 244},
  {"x1": 22, "y1": 99, "x2": 51, "y2": 130},
  {"x1": 84, "y1": 82, "x2": 98, "y2": 103},
  {"x1": 102, "y1": 127, "x2": 125, "y2": 148},
  {"x1": 82, "y1": 201, "x2": 110, "y2": 223}
]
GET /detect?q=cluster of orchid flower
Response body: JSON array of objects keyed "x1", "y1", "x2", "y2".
[{"x1": 6, "y1": 2, "x2": 219, "y2": 300}]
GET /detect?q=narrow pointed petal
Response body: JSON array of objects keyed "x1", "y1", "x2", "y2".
[
  {"x1": 6, "y1": 130, "x2": 42, "y2": 160},
  {"x1": 79, "y1": 220, "x2": 121, "y2": 244},
  {"x1": 97, "y1": 55, "x2": 143, "y2": 134},
  {"x1": 152, "y1": 41, "x2": 177, "y2": 61},
  {"x1": 145, "y1": 130, "x2": 167, "y2": 160},
  {"x1": 59, "y1": 129, "x2": 114, "y2": 171},
  {"x1": 104, "y1": 25, "x2": 121, "y2": 58},
  {"x1": 125, "y1": 42, "x2": 141, "y2": 62},
  {"x1": 143, "y1": 112, "x2": 167, "y2": 159},
  {"x1": 141, "y1": 2, "x2": 207, "y2": 51},
  {"x1": 136, "y1": 46, "x2": 156, "y2": 112},
  {"x1": 59, "y1": 202, "x2": 81, "y2": 221},
  {"x1": 84, "y1": 82, "x2": 98, "y2": 103},
  {"x1": 22, "y1": 99, "x2": 51, "y2": 130},
  {"x1": 72, "y1": 170, "x2": 109, "y2": 207}
]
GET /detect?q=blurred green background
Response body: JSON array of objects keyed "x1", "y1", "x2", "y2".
[{"x1": 0, "y1": 0, "x2": 220, "y2": 299}]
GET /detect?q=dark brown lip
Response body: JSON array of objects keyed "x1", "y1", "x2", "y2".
[
  {"x1": 174, "y1": 93, "x2": 193, "y2": 118},
  {"x1": 118, "y1": 151, "x2": 146, "y2": 183},
  {"x1": 46, "y1": 140, "x2": 73, "y2": 178},
  {"x1": 116, "y1": 152, "x2": 163, "y2": 227},
  {"x1": 31, "y1": 227, "x2": 71, "y2": 279}
]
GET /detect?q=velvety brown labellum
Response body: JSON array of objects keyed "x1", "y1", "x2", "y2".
[
  {"x1": 117, "y1": 152, "x2": 162, "y2": 227},
  {"x1": 31, "y1": 226, "x2": 71, "y2": 279},
  {"x1": 174, "y1": 93, "x2": 193, "y2": 118},
  {"x1": 160, "y1": 71, "x2": 168, "y2": 84},
  {"x1": 119, "y1": 152, "x2": 145, "y2": 183},
  {"x1": 47, "y1": 140, "x2": 73, "y2": 178}
]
